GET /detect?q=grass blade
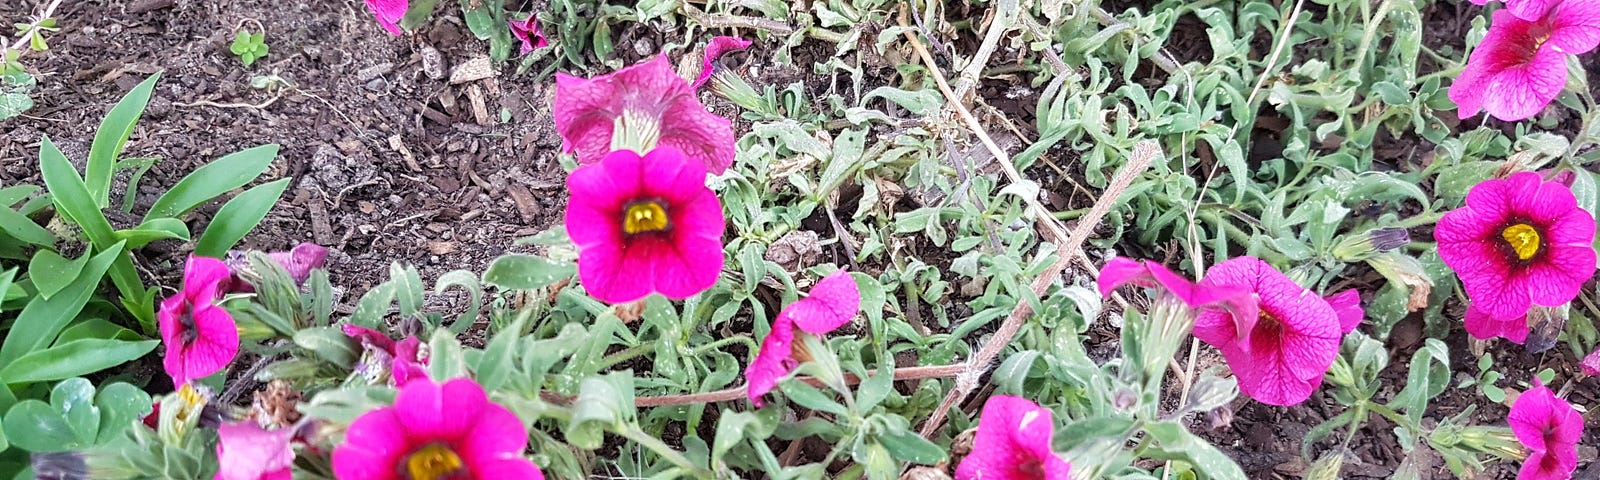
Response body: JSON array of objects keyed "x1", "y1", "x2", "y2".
[
  {"x1": 145, "y1": 144, "x2": 279, "y2": 221},
  {"x1": 86, "y1": 73, "x2": 160, "y2": 208},
  {"x1": 194, "y1": 178, "x2": 290, "y2": 258}
]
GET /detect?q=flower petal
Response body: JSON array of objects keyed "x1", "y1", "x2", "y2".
[
  {"x1": 184, "y1": 256, "x2": 233, "y2": 303},
  {"x1": 576, "y1": 240, "x2": 651, "y2": 303},
  {"x1": 182, "y1": 304, "x2": 239, "y2": 383},
  {"x1": 1324, "y1": 289, "x2": 1364, "y2": 334},
  {"x1": 1481, "y1": 36, "x2": 1568, "y2": 122},
  {"x1": 334, "y1": 408, "x2": 408, "y2": 480},
  {"x1": 1464, "y1": 305, "x2": 1529, "y2": 343},
  {"x1": 745, "y1": 318, "x2": 797, "y2": 407},
  {"x1": 1549, "y1": 0, "x2": 1600, "y2": 55},
  {"x1": 954, "y1": 395, "x2": 1071, "y2": 480},
  {"x1": 692, "y1": 36, "x2": 752, "y2": 89},
  {"x1": 215, "y1": 422, "x2": 296, "y2": 480},
  {"x1": 394, "y1": 378, "x2": 486, "y2": 441},
  {"x1": 787, "y1": 271, "x2": 862, "y2": 335},
  {"x1": 467, "y1": 458, "x2": 546, "y2": 480},
  {"x1": 454, "y1": 399, "x2": 528, "y2": 462},
  {"x1": 364, "y1": 0, "x2": 408, "y2": 36}
]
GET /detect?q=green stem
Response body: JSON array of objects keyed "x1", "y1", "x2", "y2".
[
  {"x1": 1395, "y1": 210, "x2": 1443, "y2": 229},
  {"x1": 618, "y1": 423, "x2": 713, "y2": 479},
  {"x1": 596, "y1": 343, "x2": 657, "y2": 372},
  {"x1": 1350, "y1": 0, "x2": 1396, "y2": 77},
  {"x1": 690, "y1": 335, "x2": 756, "y2": 356}
]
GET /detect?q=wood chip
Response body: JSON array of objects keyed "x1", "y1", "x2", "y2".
[
  {"x1": 305, "y1": 190, "x2": 336, "y2": 245},
  {"x1": 388, "y1": 135, "x2": 421, "y2": 172},
  {"x1": 465, "y1": 85, "x2": 491, "y2": 126},
  {"x1": 356, "y1": 63, "x2": 394, "y2": 82},
  {"x1": 505, "y1": 184, "x2": 540, "y2": 223},
  {"x1": 426, "y1": 241, "x2": 457, "y2": 255},
  {"x1": 127, "y1": 0, "x2": 176, "y2": 14},
  {"x1": 420, "y1": 45, "x2": 447, "y2": 80},
  {"x1": 448, "y1": 57, "x2": 495, "y2": 84}
]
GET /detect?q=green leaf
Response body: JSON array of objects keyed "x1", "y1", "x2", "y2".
[
  {"x1": 711, "y1": 411, "x2": 764, "y2": 469},
  {"x1": 482, "y1": 254, "x2": 574, "y2": 291},
  {"x1": 0, "y1": 244, "x2": 122, "y2": 366},
  {"x1": 53, "y1": 318, "x2": 139, "y2": 345},
  {"x1": 350, "y1": 282, "x2": 395, "y2": 328},
  {"x1": 2, "y1": 400, "x2": 80, "y2": 452},
  {"x1": 114, "y1": 217, "x2": 190, "y2": 249},
  {"x1": 877, "y1": 428, "x2": 947, "y2": 464},
  {"x1": 473, "y1": 317, "x2": 524, "y2": 391},
  {"x1": 94, "y1": 382, "x2": 151, "y2": 443},
  {"x1": 390, "y1": 263, "x2": 424, "y2": 319},
  {"x1": 27, "y1": 249, "x2": 87, "y2": 300},
  {"x1": 293, "y1": 326, "x2": 356, "y2": 368},
  {"x1": 0, "y1": 204, "x2": 53, "y2": 247},
  {"x1": 146, "y1": 144, "x2": 279, "y2": 220},
  {"x1": 854, "y1": 364, "x2": 895, "y2": 413},
  {"x1": 434, "y1": 270, "x2": 482, "y2": 334},
  {"x1": 0, "y1": 338, "x2": 159, "y2": 384},
  {"x1": 566, "y1": 372, "x2": 633, "y2": 449},
  {"x1": 1144, "y1": 421, "x2": 1247, "y2": 480},
  {"x1": 777, "y1": 381, "x2": 848, "y2": 416},
  {"x1": 39, "y1": 136, "x2": 117, "y2": 246},
  {"x1": 87, "y1": 73, "x2": 160, "y2": 208},
  {"x1": 426, "y1": 330, "x2": 466, "y2": 381},
  {"x1": 50, "y1": 378, "x2": 99, "y2": 445},
  {"x1": 193, "y1": 178, "x2": 290, "y2": 257}
]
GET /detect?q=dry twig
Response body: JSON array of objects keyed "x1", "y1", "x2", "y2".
[{"x1": 542, "y1": 364, "x2": 966, "y2": 408}]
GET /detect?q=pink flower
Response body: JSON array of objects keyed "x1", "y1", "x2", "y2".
[
  {"x1": 1449, "y1": 2, "x2": 1600, "y2": 121},
  {"x1": 1193, "y1": 257, "x2": 1362, "y2": 406},
  {"x1": 509, "y1": 14, "x2": 548, "y2": 55},
  {"x1": 160, "y1": 256, "x2": 240, "y2": 388},
  {"x1": 1097, "y1": 257, "x2": 1257, "y2": 323},
  {"x1": 745, "y1": 271, "x2": 861, "y2": 407},
  {"x1": 364, "y1": 0, "x2": 408, "y2": 36},
  {"x1": 953, "y1": 395, "x2": 1071, "y2": 480},
  {"x1": 1436, "y1": 172, "x2": 1597, "y2": 342},
  {"x1": 213, "y1": 421, "x2": 295, "y2": 480},
  {"x1": 226, "y1": 242, "x2": 329, "y2": 293},
  {"x1": 1582, "y1": 345, "x2": 1600, "y2": 376},
  {"x1": 332, "y1": 378, "x2": 543, "y2": 480},
  {"x1": 565, "y1": 147, "x2": 725, "y2": 303},
  {"x1": 553, "y1": 55, "x2": 737, "y2": 174},
  {"x1": 1508, "y1": 381, "x2": 1583, "y2": 480},
  {"x1": 343, "y1": 325, "x2": 427, "y2": 386},
  {"x1": 692, "y1": 36, "x2": 752, "y2": 89}
]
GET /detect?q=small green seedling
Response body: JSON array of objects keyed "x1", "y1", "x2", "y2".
[
  {"x1": 12, "y1": 17, "x2": 58, "y2": 51},
  {"x1": 230, "y1": 30, "x2": 269, "y2": 66}
]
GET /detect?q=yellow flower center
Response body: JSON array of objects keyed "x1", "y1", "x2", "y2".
[
  {"x1": 1501, "y1": 223, "x2": 1542, "y2": 260},
  {"x1": 403, "y1": 443, "x2": 466, "y2": 480},
  {"x1": 623, "y1": 201, "x2": 670, "y2": 235}
]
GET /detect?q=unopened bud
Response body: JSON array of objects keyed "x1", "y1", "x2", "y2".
[{"x1": 1332, "y1": 227, "x2": 1411, "y2": 261}]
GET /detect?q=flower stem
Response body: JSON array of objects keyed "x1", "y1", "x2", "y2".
[
  {"x1": 618, "y1": 423, "x2": 714, "y2": 479},
  {"x1": 596, "y1": 343, "x2": 657, "y2": 372}
]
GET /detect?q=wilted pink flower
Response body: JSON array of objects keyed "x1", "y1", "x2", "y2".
[
  {"x1": 553, "y1": 55, "x2": 737, "y2": 174},
  {"x1": 1449, "y1": 2, "x2": 1600, "y2": 121},
  {"x1": 332, "y1": 378, "x2": 543, "y2": 480},
  {"x1": 692, "y1": 36, "x2": 752, "y2": 89},
  {"x1": 1509, "y1": 381, "x2": 1583, "y2": 480},
  {"x1": 1583, "y1": 345, "x2": 1600, "y2": 376},
  {"x1": 954, "y1": 395, "x2": 1071, "y2": 480},
  {"x1": 566, "y1": 147, "x2": 725, "y2": 303},
  {"x1": 509, "y1": 14, "x2": 548, "y2": 55},
  {"x1": 213, "y1": 421, "x2": 295, "y2": 480},
  {"x1": 160, "y1": 256, "x2": 239, "y2": 387},
  {"x1": 1097, "y1": 257, "x2": 1257, "y2": 323},
  {"x1": 1436, "y1": 172, "x2": 1597, "y2": 343},
  {"x1": 1193, "y1": 257, "x2": 1362, "y2": 406},
  {"x1": 343, "y1": 325, "x2": 427, "y2": 386},
  {"x1": 226, "y1": 242, "x2": 329, "y2": 293},
  {"x1": 364, "y1": 0, "x2": 408, "y2": 36},
  {"x1": 745, "y1": 271, "x2": 861, "y2": 407}
]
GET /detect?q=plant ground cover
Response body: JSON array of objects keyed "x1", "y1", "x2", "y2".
[{"x1": 0, "y1": 0, "x2": 1598, "y2": 479}]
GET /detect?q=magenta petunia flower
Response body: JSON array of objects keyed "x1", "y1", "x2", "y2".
[
  {"x1": 213, "y1": 421, "x2": 295, "y2": 480},
  {"x1": 553, "y1": 55, "x2": 737, "y2": 174},
  {"x1": 343, "y1": 324, "x2": 427, "y2": 387},
  {"x1": 364, "y1": 0, "x2": 408, "y2": 36},
  {"x1": 1449, "y1": 2, "x2": 1600, "y2": 121},
  {"x1": 509, "y1": 14, "x2": 548, "y2": 55},
  {"x1": 160, "y1": 256, "x2": 240, "y2": 388},
  {"x1": 1508, "y1": 381, "x2": 1583, "y2": 480},
  {"x1": 1097, "y1": 257, "x2": 1258, "y2": 323},
  {"x1": 692, "y1": 36, "x2": 752, "y2": 89},
  {"x1": 745, "y1": 270, "x2": 861, "y2": 407},
  {"x1": 953, "y1": 395, "x2": 1071, "y2": 480},
  {"x1": 332, "y1": 378, "x2": 543, "y2": 480},
  {"x1": 1436, "y1": 172, "x2": 1597, "y2": 342},
  {"x1": 1470, "y1": 0, "x2": 1559, "y2": 21},
  {"x1": 565, "y1": 147, "x2": 725, "y2": 304},
  {"x1": 1192, "y1": 257, "x2": 1363, "y2": 406}
]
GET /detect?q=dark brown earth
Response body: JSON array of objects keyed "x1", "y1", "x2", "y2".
[{"x1": 0, "y1": 1, "x2": 1595, "y2": 479}]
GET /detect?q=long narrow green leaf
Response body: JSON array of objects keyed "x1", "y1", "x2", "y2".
[
  {"x1": 0, "y1": 243, "x2": 122, "y2": 366},
  {"x1": 0, "y1": 267, "x2": 17, "y2": 314},
  {"x1": 114, "y1": 217, "x2": 190, "y2": 249},
  {"x1": 194, "y1": 178, "x2": 290, "y2": 258},
  {"x1": 0, "y1": 203, "x2": 55, "y2": 247},
  {"x1": 86, "y1": 73, "x2": 160, "y2": 208},
  {"x1": 39, "y1": 136, "x2": 117, "y2": 246},
  {"x1": 0, "y1": 185, "x2": 39, "y2": 206},
  {"x1": 145, "y1": 144, "x2": 279, "y2": 221},
  {"x1": 0, "y1": 338, "x2": 159, "y2": 384}
]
